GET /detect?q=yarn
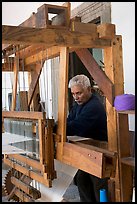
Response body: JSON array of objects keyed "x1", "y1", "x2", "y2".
[{"x1": 114, "y1": 94, "x2": 135, "y2": 111}]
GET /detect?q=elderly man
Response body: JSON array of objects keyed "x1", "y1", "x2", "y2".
[{"x1": 67, "y1": 74, "x2": 108, "y2": 202}]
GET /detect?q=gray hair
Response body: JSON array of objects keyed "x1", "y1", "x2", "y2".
[{"x1": 68, "y1": 74, "x2": 91, "y2": 89}]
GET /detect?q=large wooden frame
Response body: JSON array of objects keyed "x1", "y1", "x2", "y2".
[{"x1": 2, "y1": 2, "x2": 134, "y2": 202}]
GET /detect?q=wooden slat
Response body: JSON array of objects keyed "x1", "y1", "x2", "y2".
[
  {"x1": 70, "y1": 141, "x2": 116, "y2": 157},
  {"x1": 56, "y1": 47, "x2": 69, "y2": 161},
  {"x1": 97, "y1": 23, "x2": 116, "y2": 39},
  {"x1": 117, "y1": 113, "x2": 130, "y2": 158},
  {"x1": 28, "y1": 62, "x2": 44, "y2": 107},
  {"x1": 2, "y1": 25, "x2": 111, "y2": 48},
  {"x1": 104, "y1": 35, "x2": 124, "y2": 152},
  {"x1": 104, "y1": 35, "x2": 125, "y2": 201},
  {"x1": 117, "y1": 112, "x2": 134, "y2": 201},
  {"x1": 62, "y1": 142, "x2": 103, "y2": 178},
  {"x1": 2, "y1": 111, "x2": 46, "y2": 120},
  {"x1": 45, "y1": 119, "x2": 56, "y2": 180},
  {"x1": 75, "y1": 48, "x2": 114, "y2": 105},
  {"x1": 38, "y1": 119, "x2": 46, "y2": 165},
  {"x1": 71, "y1": 21, "x2": 98, "y2": 35},
  {"x1": 7, "y1": 174, "x2": 27, "y2": 201},
  {"x1": 4, "y1": 158, "x2": 52, "y2": 187},
  {"x1": 11, "y1": 55, "x2": 19, "y2": 111},
  {"x1": 19, "y1": 91, "x2": 28, "y2": 111},
  {"x1": 11, "y1": 177, "x2": 41, "y2": 199},
  {"x1": 120, "y1": 164, "x2": 133, "y2": 201},
  {"x1": 14, "y1": 188, "x2": 35, "y2": 202},
  {"x1": 8, "y1": 154, "x2": 42, "y2": 171}
]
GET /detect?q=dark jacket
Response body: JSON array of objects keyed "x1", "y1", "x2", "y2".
[{"x1": 66, "y1": 94, "x2": 108, "y2": 141}]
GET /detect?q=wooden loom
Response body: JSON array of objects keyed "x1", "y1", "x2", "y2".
[{"x1": 2, "y1": 2, "x2": 134, "y2": 202}]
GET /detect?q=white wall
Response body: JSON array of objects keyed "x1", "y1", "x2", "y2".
[
  {"x1": 111, "y1": 2, "x2": 135, "y2": 131},
  {"x1": 111, "y1": 2, "x2": 135, "y2": 95}
]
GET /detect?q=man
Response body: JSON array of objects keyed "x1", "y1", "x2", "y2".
[{"x1": 66, "y1": 74, "x2": 108, "y2": 202}]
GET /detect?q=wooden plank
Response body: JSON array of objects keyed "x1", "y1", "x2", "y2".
[
  {"x1": 14, "y1": 188, "x2": 35, "y2": 202},
  {"x1": 4, "y1": 158, "x2": 52, "y2": 187},
  {"x1": 45, "y1": 119, "x2": 56, "y2": 180},
  {"x1": 24, "y1": 46, "x2": 61, "y2": 66},
  {"x1": 8, "y1": 154, "x2": 42, "y2": 171},
  {"x1": 56, "y1": 47, "x2": 69, "y2": 161},
  {"x1": 62, "y1": 142, "x2": 103, "y2": 178},
  {"x1": 2, "y1": 25, "x2": 111, "y2": 48},
  {"x1": 120, "y1": 164, "x2": 133, "y2": 201},
  {"x1": 38, "y1": 119, "x2": 46, "y2": 165},
  {"x1": 28, "y1": 62, "x2": 44, "y2": 107},
  {"x1": 2, "y1": 44, "x2": 29, "y2": 57},
  {"x1": 19, "y1": 91, "x2": 28, "y2": 111},
  {"x1": 7, "y1": 174, "x2": 26, "y2": 201},
  {"x1": 70, "y1": 141, "x2": 116, "y2": 178},
  {"x1": 104, "y1": 35, "x2": 124, "y2": 151},
  {"x1": 18, "y1": 45, "x2": 48, "y2": 59},
  {"x1": 117, "y1": 113, "x2": 130, "y2": 158},
  {"x1": 70, "y1": 140, "x2": 115, "y2": 157},
  {"x1": 71, "y1": 21, "x2": 98, "y2": 36},
  {"x1": 97, "y1": 23, "x2": 116, "y2": 39},
  {"x1": 11, "y1": 55, "x2": 19, "y2": 111},
  {"x1": 11, "y1": 177, "x2": 41, "y2": 199},
  {"x1": 117, "y1": 112, "x2": 134, "y2": 201},
  {"x1": 104, "y1": 35, "x2": 125, "y2": 201},
  {"x1": 75, "y1": 48, "x2": 114, "y2": 105},
  {"x1": 2, "y1": 111, "x2": 46, "y2": 120},
  {"x1": 29, "y1": 82, "x2": 41, "y2": 112}
]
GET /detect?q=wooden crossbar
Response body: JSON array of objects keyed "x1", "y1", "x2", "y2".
[{"x1": 2, "y1": 111, "x2": 46, "y2": 120}]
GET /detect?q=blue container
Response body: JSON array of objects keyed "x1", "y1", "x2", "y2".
[{"x1": 100, "y1": 189, "x2": 108, "y2": 202}]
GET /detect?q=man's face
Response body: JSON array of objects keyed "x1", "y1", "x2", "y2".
[{"x1": 71, "y1": 85, "x2": 91, "y2": 105}]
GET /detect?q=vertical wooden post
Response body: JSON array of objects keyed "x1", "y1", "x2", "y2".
[
  {"x1": 45, "y1": 119, "x2": 56, "y2": 180},
  {"x1": 104, "y1": 35, "x2": 125, "y2": 201},
  {"x1": 117, "y1": 113, "x2": 133, "y2": 201},
  {"x1": 104, "y1": 35, "x2": 124, "y2": 151},
  {"x1": 11, "y1": 54, "x2": 19, "y2": 111},
  {"x1": 38, "y1": 118, "x2": 46, "y2": 165},
  {"x1": 56, "y1": 47, "x2": 69, "y2": 161}
]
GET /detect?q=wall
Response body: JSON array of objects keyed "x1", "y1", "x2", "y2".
[
  {"x1": 111, "y1": 2, "x2": 135, "y2": 131},
  {"x1": 111, "y1": 2, "x2": 135, "y2": 95}
]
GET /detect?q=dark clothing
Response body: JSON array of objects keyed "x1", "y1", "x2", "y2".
[
  {"x1": 66, "y1": 94, "x2": 108, "y2": 202},
  {"x1": 67, "y1": 94, "x2": 108, "y2": 141},
  {"x1": 74, "y1": 170, "x2": 109, "y2": 202}
]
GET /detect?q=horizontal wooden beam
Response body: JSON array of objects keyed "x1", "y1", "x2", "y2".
[
  {"x1": 62, "y1": 142, "x2": 116, "y2": 178},
  {"x1": 2, "y1": 25, "x2": 111, "y2": 48},
  {"x1": 62, "y1": 142, "x2": 103, "y2": 178},
  {"x1": 2, "y1": 111, "x2": 46, "y2": 120},
  {"x1": 8, "y1": 154, "x2": 42, "y2": 171}
]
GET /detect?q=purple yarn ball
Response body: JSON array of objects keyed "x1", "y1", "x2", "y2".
[{"x1": 114, "y1": 94, "x2": 135, "y2": 111}]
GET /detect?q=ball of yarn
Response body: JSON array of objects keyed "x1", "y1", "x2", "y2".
[{"x1": 114, "y1": 94, "x2": 135, "y2": 111}]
